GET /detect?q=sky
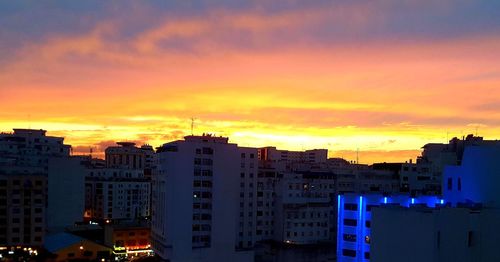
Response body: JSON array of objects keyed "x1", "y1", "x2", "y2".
[{"x1": 1, "y1": 0, "x2": 500, "y2": 163}]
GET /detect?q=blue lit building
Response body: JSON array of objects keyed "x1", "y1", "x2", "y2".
[{"x1": 336, "y1": 194, "x2": 443, "y2": 262}]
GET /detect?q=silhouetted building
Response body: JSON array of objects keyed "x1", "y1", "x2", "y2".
[{"x1": 0, "y1": 129, "x2": 72, "y2": 247}]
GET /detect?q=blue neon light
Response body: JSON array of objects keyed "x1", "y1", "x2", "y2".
[
  {"x1": 359, "y1": 196, "x2": 364, "y2": 259},
  {"x1": 440, "y1": 199, "x2": 444, "y2": 205},
  {"x1": 411, "y1": 198, "x2": 415, "y2": 204},
  {"x1": 337, "y1": 195, "x2": 341, "y2": 259},
  {"x1": 383, "y1": 197, "x2": 388, "y2": 204}
]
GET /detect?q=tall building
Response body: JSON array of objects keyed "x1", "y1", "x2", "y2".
[
  {"x1": 0, "y1": 173, "x2": 47, "y2": 246},
  {"x1": 151, "y1": 135, "x2": 254, "y2": 262},
  {"x1": 236, "y1": 147, "x2": 260, "y2": 249},
  {"x1": 0, "y1": 128, "x2": 72, "y2": 247}
]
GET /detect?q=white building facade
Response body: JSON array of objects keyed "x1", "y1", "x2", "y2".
[{"x1": 151, "y1": 135, "x2": 254, "y2": 262}]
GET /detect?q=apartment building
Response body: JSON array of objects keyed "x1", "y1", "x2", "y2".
[
  {"x1": 151, "y1": 134, "x2": 254, "y2": 262},
  {"x1": 274, "y1": 172, "x2": 335, "y2": 245},
  {"x1": 0, "y1": 129, "x2": 72, "y2": 247}
]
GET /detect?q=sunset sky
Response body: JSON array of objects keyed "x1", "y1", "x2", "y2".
[{"x1": 1, "y1": 1, "x2": 500, "y2": 163}]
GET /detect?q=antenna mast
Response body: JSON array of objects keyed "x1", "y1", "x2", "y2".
[
  {"x1": 356, "y1": 148, "x2": 359, "y2": 164},
  {"x1": 190, "y1": 117, "x2": 196, "y2": 136}
]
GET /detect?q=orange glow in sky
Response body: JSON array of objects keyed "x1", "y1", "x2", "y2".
[{"x1": 1, "y1": 1, "x2": 500, "y2": 163}]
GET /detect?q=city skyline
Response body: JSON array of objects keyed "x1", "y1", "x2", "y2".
[{"x1": 2, "y1": 1, "x2": 500, "y2": 164}]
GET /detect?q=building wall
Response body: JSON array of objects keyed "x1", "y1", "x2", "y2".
[
  {"x1": 84, "y1": 169, "x2": 150, "y2": 221},
  {"x1": 52, "y1": 240, "x2": 110, "y2": 262},
  {"x1": 0, "y1": 174, "x2": 46, "y2": 246},
  {"x1": 152, "y1": 136, "x2": 253, "y2": 262},
  {"x1": 275, "y1": 173, "x2": 335, "y2": 245},
  {"x1": 47, "y1": 157, "x2": 87, "y2": 231},
  {"x1": 444, "y1": 145, "x2": 500, "y2": 208},
  {"x1": 236, "y1": 147, "x2": 259, "y2": 249},
  {"x1": 371, "y1": 207, "x2": 500, "y2": 262},
  {"x1": 105, "y1": 142, "x2": 146, "y2": 170},
  {"x1": 337, "y1": 194, "x2": 442, "y2": 262}
]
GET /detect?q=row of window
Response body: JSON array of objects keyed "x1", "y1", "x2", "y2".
[
  {"x1": 194, "y1": 158, "x2": 213, "y2": 166},
  {"x1": 195, "y1": 147, "x2": 214, "y2": 155},
  {"x1": 286, "y1": 211, "x2": 329, "y2": 219},
  {"x1": 286, "y1": 230, "x2": 328, "y2": 238},
  {"x1": 194, "y1": 169, "x2": 213, "y2": 177}
]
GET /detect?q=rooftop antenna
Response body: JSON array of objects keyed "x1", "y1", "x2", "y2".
[
  {"x1": 190, "y1": 117, "x2": 196, "y2": 136},
  {"x1": 446, "y1": 131, "x2": 449, "y2": 143},
  {"x1": 356, "y1": 148, "x2": 359, "y2": 164},
  {"x1": 475, "y1": 125, "x2": 479, "y2": 136},
  {"x1": 89, "y1": 147, "x2": 93, "y2": 158}
]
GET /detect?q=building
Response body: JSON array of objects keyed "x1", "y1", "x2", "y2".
[
  {"x1": 140, "y1": 144, "x2": 156, "y2": 178},
  {"x1": 237, "y1": 147, "x2": 260, "y2": 249},
  {"x1": 0, "y1": 128, "x2": 73, "y2": 247},
  {"x1": 104, "y1": 221, "x2": 153, "y2": 259},
  {"x1": 105, "y1": 142, "x2": 146, "y2": 170},
  {"x1": 44, "y1": 232, "x2": 110, "y2": 262},
  {"x1": 151, "y1": 135, "x2": 254, "y2": 262},
  {"x1": 84, "y1": 168, "x2": 150, "y2": 222},
  {"x1": 47, "y1": 156, "x2": 88, "y2": 231},
  {"x1": 274, "y1": 172, "x2": 335, "y2": 245},
  {"x1": 0, "y1": 173, "x2": 47, "y2": 246},
  {"x1": 336, "y1": 194, "x2": 443, "y2": 262},
  {"x1": 400, "y1": 135, "x2": 500, "y2": 195},
  {"x1": 349, "y1": 144, "x2": 500, "y2": 262},
  {"x1": 258, "y1": 147, "x2": 328, "y2": 164},
  {"x1": 0, "y1": 129, "x2": 71, "y2": 170},
  {"x1": 443, "y1": 145, "x2": 500, "y2": 207},
  {"x1": 85, "y1": 142, "x2": 151, "y2": 222},
  {"x1": 371, "y1": 206, "x2": 500, "y2": 262}
]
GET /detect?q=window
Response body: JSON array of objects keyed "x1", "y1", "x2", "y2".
[
  {"x1": 458, "y1": 177, "x2": 462, "y2": 191},
  {"x1": 343, "y1": 234, "x2": 356, "y2": 242},
  {"x1": 344, "y1": 203, "x2": 358, "y2": 211},
  {"x1": 202, "y1": 147, "x2": 213, "y2": 155},
  {"x1": 202, "y1": 170, "x2": 212, "y2": 177},
  {"x1": 342, "y1": 249, "x2": 356, "y2": 257},
  {"x1": 202, "y1": 159, "x2": 213, "y2": 166},
  {"x1": 447, "y1": 178, "x2": 452, "y2": 190},
  {"x1": 343, "y1": 219, "x2": 357, "y2": 227}
]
